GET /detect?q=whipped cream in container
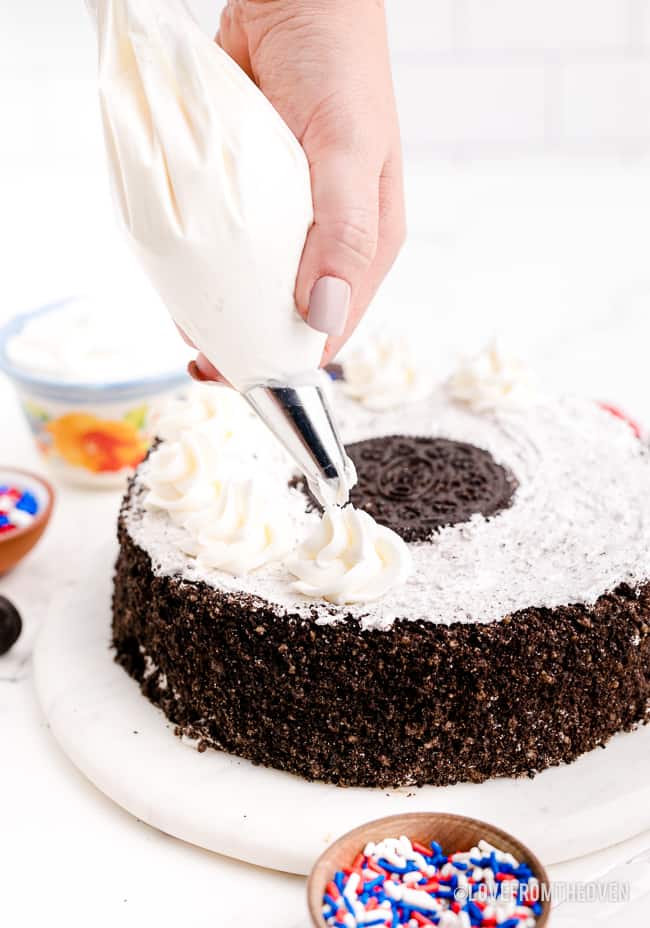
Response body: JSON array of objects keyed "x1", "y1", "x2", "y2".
[
  {"x1": 4, "y1": 297, "x2": 189, "y2": 389},
  {"x1": 0, "y1": 298, "x2": 190, "y2": 487}
]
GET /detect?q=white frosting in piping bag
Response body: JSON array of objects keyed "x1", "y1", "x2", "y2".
[
  {"x1": 286, "y1": 505, "x2": 412, "y2": 605},
  {"x1": 91, "y1": 0, "x2": 326, "y2": 392}
]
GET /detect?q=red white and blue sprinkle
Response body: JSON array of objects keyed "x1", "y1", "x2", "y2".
[
  {"x1": 322, "y1": 836, "x2": 542, "y2": 927},
  {"x1": 0, "y1": 486, "x2": 39, "y2": 535}
]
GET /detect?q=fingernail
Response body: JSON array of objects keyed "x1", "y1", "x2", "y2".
[
  {"x1": 307, "y1": 276, "x2": 350, "y2": 336},
  {"x1": 188, "y1": 360, "x2": 209, "y2": 382}
]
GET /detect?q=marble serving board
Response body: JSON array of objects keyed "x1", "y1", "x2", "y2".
[{"x1": 33, "y1": 540, "x2": 650, "y2": 876}]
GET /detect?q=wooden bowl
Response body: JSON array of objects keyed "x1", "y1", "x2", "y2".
[
  {"x1": 307, "y1": 812, "x2": 551, "y2": 927},
  {"x1": 0, "y1": 468, "x2": 54, "y2": 574}
]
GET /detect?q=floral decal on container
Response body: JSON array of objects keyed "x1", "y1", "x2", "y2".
[{"x1": 46, "y1": 412, "x2": 148, "y2": 473}]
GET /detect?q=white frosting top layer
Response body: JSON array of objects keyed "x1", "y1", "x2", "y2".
[
  {"x1": 286, "y1": 505, "x2": 413, "y2": 605},
  {"x1": 447, "y1": 340, "x2": 539, "y2": 412},
  {"x1": 342, "y1": 333, "x2": 435, "y2": 410},
  {"x1": 6, "y1": 297, "x2": 188, "y2": 383},
  {"x1": 92, "y1": 0, "x2": 327, "y2": 392},
  {"x1": 124, "y1": 382, "x2": 650, "y2": 629}
]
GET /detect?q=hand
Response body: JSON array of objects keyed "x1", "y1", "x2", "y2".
[{"x1": 191, "y1": 0, "x2": 405, "y2": 384}]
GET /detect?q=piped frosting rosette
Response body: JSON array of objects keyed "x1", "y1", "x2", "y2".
[
  {"x1": 144, "y1": 429, "x2": 221, "y2": 522},
  {"x1": 342, "y1": 332, "x2": 434, "y2": 410},
  {"x1": 181, "y1": 478, "x2": 295, "y2": 575},
  {"x1": 447, "y1": 340, "x2": 539, "y2": 412},
  {"x1": 144, "y1": 442, "x2": 295, "y2": 575},
  {"x1": 286, "y1": 505, "x2": 412, "y2": 605},
  {"x1": 150, "y1": 383, "x2": 266, "y2": 447}
]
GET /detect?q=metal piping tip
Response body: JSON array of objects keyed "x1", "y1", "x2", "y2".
[{"x1": 244, "y1": 378, "x2": 356, "y2": 508}]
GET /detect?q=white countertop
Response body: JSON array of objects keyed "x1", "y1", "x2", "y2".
[{"x1": 3, "y1": 158, "x2": 650, "y2": 926}]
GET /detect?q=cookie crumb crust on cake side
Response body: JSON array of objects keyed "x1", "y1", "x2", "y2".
[{"x1": 112, "y1": 476, "x2": 650, "y2": 788}]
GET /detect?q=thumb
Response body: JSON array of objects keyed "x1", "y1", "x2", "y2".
[{"x1": 295, "y1": 153, "x2": 379, "y2": 337}]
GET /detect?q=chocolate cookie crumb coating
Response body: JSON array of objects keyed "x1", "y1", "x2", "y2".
[{"x1": 112, "y1": 485, "x2": 650, "y2": 788}]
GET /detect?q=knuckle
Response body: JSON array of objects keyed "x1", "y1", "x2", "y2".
[
  {"x1": 329, "y1": 212, "x2": 378, "y2": 266},
  {"x1": 220, "y1": 1, "x2": 245, "y2": 36},
  {"x1": 219, "y1": 5, "x2": 233, "y2": 32}
]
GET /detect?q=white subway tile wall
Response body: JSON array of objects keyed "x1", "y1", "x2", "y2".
[
  {"x1": 185, "y1": 0, "x2": 650, "y2": 158},
  {"x1": 462, "y1": 0, "x2": 627, "y2": 52},
  {"x1": 393, "y1": 62, "x2": 547, "y2": 146},
  {"x1": 6, "y1": 0, "x2": 650, "y2": 161},
  {"x1": 562, "y1": 59, "x2": 650, "y2": 142},
  {"x1": 387, "y1": 0, "x2": 650, "y2": 156},
  {"x1": 384, "y1": 1, "x2": 456, "y2": 54}
]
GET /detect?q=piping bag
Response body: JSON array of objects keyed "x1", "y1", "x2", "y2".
[{"x1": 88, "y1": 0, "x2": 356, "y2": 506}]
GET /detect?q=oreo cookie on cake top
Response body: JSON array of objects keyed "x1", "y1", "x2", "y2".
[{"x1": 298, "y1": 435, "x2": 517, "y2": 542}]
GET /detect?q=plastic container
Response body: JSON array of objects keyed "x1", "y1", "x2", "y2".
[{"x1": 0, "y1": 300, "x2": 189, "y2": 487}]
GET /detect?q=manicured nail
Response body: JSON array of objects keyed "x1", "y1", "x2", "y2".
[
  {"x1": 307, "y1": 276, "x2": 350, "y2": 336},
  {"x1": 188, "y1": 360, "x2": 209, "y2": 382}
]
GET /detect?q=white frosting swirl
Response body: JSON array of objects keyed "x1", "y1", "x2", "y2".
[
  {"x1": 286, "y1": 505, "x2": 412, "y2": 605},
  {"x1": 143, "y1": 430, "x2": 220, "y2": 521},
  {"x1": 342, "y1": 334, "x2": 434, "y2": 410},
  {"x1": 150, "y1": 383, "x2": 260, "y2": 446},
  {"x1": 182, "y1": 479, "x2": 294, "y2": 575},
  {"x1": 143, "y1": 386, "x2": 302, "y2": 575},
  {"x1": 447, "y1": 341, "x2": 537, "y2": 412}
]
